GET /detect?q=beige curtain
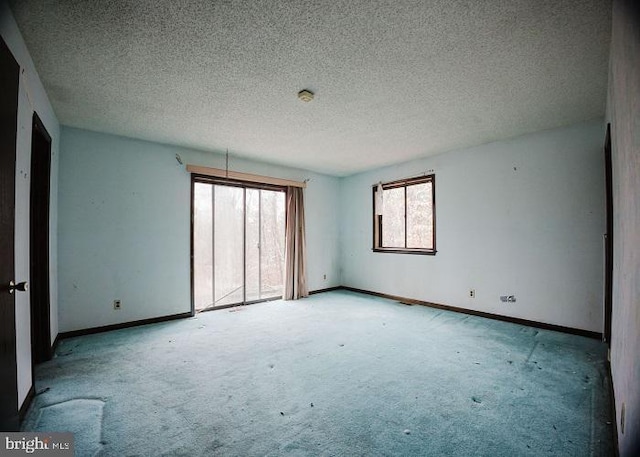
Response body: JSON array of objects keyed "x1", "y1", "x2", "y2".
[{"x1": 283, "y1": 186, "x2": 308, "y2": 300}]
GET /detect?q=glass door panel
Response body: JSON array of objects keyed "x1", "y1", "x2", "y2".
[
  {"x1": 193, "y1": 180, "x2": 285, "y2": 311},
  {"x1": 193, "y1": 183, "x2": 213, "y2": 311},
  {"x1": 260, "y1": 190, "x2": 286, "y2": 299},
  {"x1": 213, "y1": 185, "x2": 244, "y2": 306},
  {"x1": 245, "y1": 188, "x2": 260, "y2": 302}
]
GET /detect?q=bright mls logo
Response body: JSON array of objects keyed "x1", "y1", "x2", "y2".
[{"x1": 1, "y1": 433, "x2": 73, "y2": 455}]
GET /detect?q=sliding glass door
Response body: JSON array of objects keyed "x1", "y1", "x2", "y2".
[{"x1": 192, "y1": 178, "x2": 286, "y2": 311}]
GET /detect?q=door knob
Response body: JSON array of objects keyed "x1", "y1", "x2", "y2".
[{"x1": 8, "y1": 280, "x2": 28, "y2": 294}]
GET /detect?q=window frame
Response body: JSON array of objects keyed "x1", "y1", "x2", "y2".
[{"x1": 372, "y1": 174, "x2": 436, "y2": 255}]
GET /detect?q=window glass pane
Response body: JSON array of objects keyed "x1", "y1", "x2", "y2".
[
  {"x1": 214, "y1": 185, "x2": 244, "y2": 306},
  {"x1": 382, "y1": 187, "x2": 405, "y2": 247},
  {"x1": 260, "y1": 190, "x2": 285, "y2": 299},
  {"x1": 245, "y1": 189, "x2": 260, "y2": 302},
  {"x1": 406, "y1": 182, "x2": 433, "y2": 249},
  {"x1": 193, "y1": 183, "x2": 213, "y2": 311}
]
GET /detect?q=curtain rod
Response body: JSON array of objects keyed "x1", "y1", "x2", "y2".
[{"x1": 186, "y1": 164, "x2": 307, "y2": 188}]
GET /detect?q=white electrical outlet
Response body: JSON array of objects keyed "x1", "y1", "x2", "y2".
[
  {"x1": 113, "y1": 299, "x2": 122, "y2": 310},
  {"x1": 469, "y1": 289, "x2": 475, "y2": 298}
]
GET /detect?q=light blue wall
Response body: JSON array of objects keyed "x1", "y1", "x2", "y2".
[
  {"x1": 340, "y1": 120, "x2": 606, "y2": 332},
  {"x1": 2, "y1": 0, "x2": 60, "y2": 409},
  {"x1": 58, "y1": 127, "x2": 341, "y2": 332},
  {"x1": 60, "y1": 121, "x2": 605, "y2": 334}
]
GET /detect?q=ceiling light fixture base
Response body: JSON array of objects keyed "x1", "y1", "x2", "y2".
[{"x1": 297, "y1": 89, "x2": 314, "y2": 102}]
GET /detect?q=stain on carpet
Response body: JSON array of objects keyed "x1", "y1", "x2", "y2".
[
  {"x1": 525, "y1": 340, "x2": 539, "y2": 363},
  {"x1": 34, "y1": 398, "x2": 105, "y2": 456}
]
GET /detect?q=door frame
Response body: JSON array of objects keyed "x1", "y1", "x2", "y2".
[
  {"x1": 29, "y1": 112, "x2": 52, "y2": 364},
  {"x1": 190, "y1": 175, "x2": 286, "y2": 314}
]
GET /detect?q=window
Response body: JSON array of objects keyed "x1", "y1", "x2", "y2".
[
  {"x1": 192, "y1": 176, "x2": 286, "y2": 311},
  {"x1": 372, "y1": 175, "x2": 436, "y2": 255}
]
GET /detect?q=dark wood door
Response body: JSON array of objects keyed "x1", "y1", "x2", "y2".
[
  {"x1": 30, "y1": 114, "x2": 52, "y2": 364},
  {"x1": 0, "y1": 36, "x2": 20, "y2": 431}
]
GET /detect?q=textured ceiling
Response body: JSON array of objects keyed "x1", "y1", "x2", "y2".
[{"x1": 8, "y1": 0, "x2": 611, "y2": 176}]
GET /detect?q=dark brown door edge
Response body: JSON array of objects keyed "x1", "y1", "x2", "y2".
[{"x1": 29, "y1": 113, "x2": 53, "y2": 364}]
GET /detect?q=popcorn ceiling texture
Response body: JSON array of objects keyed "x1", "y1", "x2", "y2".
[{"x1": 8, "y1": 0, "x2": 611, "y2": 176}]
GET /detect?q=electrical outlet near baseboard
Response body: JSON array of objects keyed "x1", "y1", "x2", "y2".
[
  {"x1": 113, "y1": 299, "x2": 122, "y2": 310},
  {"x1": 469, "y1": 289, "x2": 475, "y2": 298}
]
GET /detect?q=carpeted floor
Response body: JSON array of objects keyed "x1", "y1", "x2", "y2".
[{"x1": 22, "y1": 290, "x2": 614, "y2": 456}]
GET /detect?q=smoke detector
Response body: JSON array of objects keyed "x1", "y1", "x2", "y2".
[{"x1": 297, "y1": 89, "x2": 314, "y2": 102}]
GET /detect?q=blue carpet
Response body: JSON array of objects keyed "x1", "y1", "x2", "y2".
[{"x1": 22, "y1": 291, "x2": 614, "y2": 456}]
